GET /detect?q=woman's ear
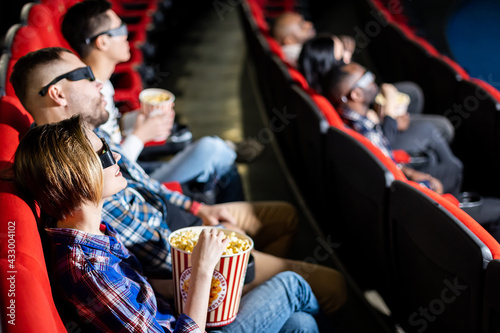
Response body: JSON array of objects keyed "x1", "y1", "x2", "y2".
[{"x1": 47, "y1": 85, "x2": 68, "y2": 107}]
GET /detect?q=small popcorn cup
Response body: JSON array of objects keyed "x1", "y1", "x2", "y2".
[
  {"x1": 169, "y1": 227, "x2": 254, "y2": 328},
  {"x1": 139, "y1": 88, "x2": 175, "y2": 142}
]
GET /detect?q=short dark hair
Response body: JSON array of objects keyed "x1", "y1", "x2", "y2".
[
  {"x1": 298, "y1": 34, "x2": 343, "y2": 95},
  {"x1": 323, "y1": 66, "x2": 352, "y2": 107},
  {"x1": 61, "y1": 0, "x2": 112, "y2": 58},
  {"x1": 10, "y1": 47, "x2": 72, "y2": 106}
]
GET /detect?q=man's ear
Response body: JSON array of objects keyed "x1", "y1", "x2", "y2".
[
  {"x1": 350, "y1": 87, "x2": 363, "y2": 102},
  {"x1": 94, "y1": 34, "x2": 108, "y2": 51},
  {"x1": 47, "y1": 85, "x2": 68, "y2": 107}
]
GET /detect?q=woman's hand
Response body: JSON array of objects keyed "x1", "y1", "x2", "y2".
[
  {"x1": 184, "y1": 229, "x2": 229, "y2": 329},
  {"x1": 191, "y1": 229, "x2": 230, "y2": 273}
]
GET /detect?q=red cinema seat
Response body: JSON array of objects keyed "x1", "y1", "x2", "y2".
[
  {"x1": 0, "y1": 96, "x2": 33, "y2": 165},
  {"x1": 286, "y1": 85, "x2": 331, "y2": 217},
  {"x1": 0, "y1": 53, "x2": 10, "y2": 96},
  {"x1": 322, "y1": 124, "x2": 405, "y2": 293},
  {"x1": 287, "y1": 66, "x2": 309, "y2": 90},
  {"x1": 264, "y1": 35, "x2": 285, "y2": 61},
  {"x1": 8, "y1": 25, "x2": 46, "y2": 60},
  {"x1": 308, "y1": 92, "x2": 344, "y2": 128},
  {"x1": 22, "y1": 3, "x2": 72, "y2": 49},
  {"x1": 0, "y1": 181, "x2": 66, "y2": 333},
  {"x1": 246, "y1": 0, "x2": 270, "y2": 33},
  {"x1": 109, "y1": 0, "x2": 157, "y2": 20},
  {"x1": 111, "y1": 70, "x2": 143, "y2": 112},
  {"x1": 387, "y1": 180, "x2": 500, "y2": 333}
]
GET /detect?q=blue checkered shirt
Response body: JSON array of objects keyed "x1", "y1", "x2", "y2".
[
  {"x1": 45, "y1": 222, "x2": 201, "y2": 333},
  {"x1": 339, "y1": 107, "x2": 393, "y2": 158},
  {"x1": 95, "y1": 128, "x2": 193, "y2": 276}
]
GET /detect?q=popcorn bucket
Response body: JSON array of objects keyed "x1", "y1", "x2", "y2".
[{"x1": 168, "y1": 227, "x2": 254, "y2": 327}]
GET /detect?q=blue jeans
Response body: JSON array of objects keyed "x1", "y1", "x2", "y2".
[
  {"x1": 208, "y1": 272, "x2": 320, "y2": 333},
  {"x1": 148, "y1": 136, "x2": 236, "y2": 183}
]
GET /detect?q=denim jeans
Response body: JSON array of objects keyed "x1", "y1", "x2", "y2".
[
  {"x1": 148, "y1": 136, "x2": 236, "y2": 183},
  {"x1": 208, "y1": 272, "x2": 320, "y2": 333}
]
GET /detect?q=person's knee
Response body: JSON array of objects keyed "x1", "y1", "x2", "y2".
[
  {"x1": 280, "y1": 312, "x2": 319, "y2": 333},
  {"x1": 275, "y1": 271, "x2": 308, "y2": 290},
  {"x1": 288, "y1": 262, "x2": 347, "y2": 313},
  {"x1": 321, "y1": 269, "x2": 347, "y2": 310},
  {"x1": 197, "y1": 136, "x2": 235, "y2": 156},
  {"x1": 280, "y1": 202, "x2": 299, "y2": 228}
]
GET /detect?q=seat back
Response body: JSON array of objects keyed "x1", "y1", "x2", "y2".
[
  {"x1": 424, "y1": 56, "x2": 466, "y2": 115},
  {"x1": 0, "y1": 180, "x2": 66, "y2": 333},
  {"x1": 451, "y1": 79, "x2": 500, "y2": 197},
  {"x1": 308, "y1": 92, "x2": 344, "y2": 128},
  {"x1": 286, "y1": 85, "x2": 329, "y2": 217},
  {"x1": 485, "y1": 260, "x2": 500, "y2": 333},
  {"x1": 0, "y1": 53, "x2": 10, "y2": 96},
  {"x1": 23, "y1": 3, "x2": 72, "y2": 49},
  {"x1": 322, "y1": 126, "x2": 405, "y2": 291},
  {"x1": 0, "y1": 96, "x2": 33, "y2": 166},
  {"x1": 388, "y1": 180, "x2": 498, "y2": 333}
]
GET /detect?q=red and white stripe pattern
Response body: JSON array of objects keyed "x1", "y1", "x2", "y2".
[{"x1": 170, "y1": 227, "x2": 253, "y2": 328}]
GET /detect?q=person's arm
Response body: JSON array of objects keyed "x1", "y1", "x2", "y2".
[
  {"x1": 67, "y1": 264, "x2": 167, "y2": 332},
  {"x1": 183, "y1": 229, "x2": 230, "y2": 329},
  {"x1": 401, "y1": 166, "x2": 444, "y2": 194},
  {"x1": 120, "y1": 134, "x2": 145, "y2": 162},
  {"x1": 101, "y1": 191, "x2": 173, "y2": 275},
  {"x1": 380, "y1": 114, "x2": 398, "y2": 145},
  {"x1": 380, "y1": 83, "x2": 399, "y2": 119}
]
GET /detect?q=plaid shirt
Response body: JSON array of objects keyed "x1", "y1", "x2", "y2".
[
  {"x1": 95, "y1": 128, "x2": 193, "y2": 275},
  {"x1": 45, "y1": 222, "x2": 202, "y2": 333},
  {"x1": 339, "y1": 107, "x2": 393, "y2": 158}
]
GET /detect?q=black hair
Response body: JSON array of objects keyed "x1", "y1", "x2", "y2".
[
  {"x1": 10, "y1": 47, "x2": 72, "y2": 106},
  {"x1": 297, "y1": 34, "x2": 344, "y2": 95},
  {"x1": 61, "y1": 0, "x2": 112, "y2": 58}
]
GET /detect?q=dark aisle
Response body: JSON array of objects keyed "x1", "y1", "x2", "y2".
[{"x1": 153, "y1": 3, "x2": 397, "y2": 332}]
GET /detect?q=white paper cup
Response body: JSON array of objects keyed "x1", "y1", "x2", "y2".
[
  {"x1": 139, "y1": 88, "x2": 175, "y2": 141},
  {"x1": 169, "y1": 227, "x2": 254, "y2": 328}
]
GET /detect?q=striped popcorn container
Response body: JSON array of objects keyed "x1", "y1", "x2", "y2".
[{"x1": 168, "y1": 226, "x2": 254, "y2": 327}]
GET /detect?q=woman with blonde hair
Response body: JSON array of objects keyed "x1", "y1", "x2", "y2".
[{"x1": 12, "y1": 115, "x2": 322, "y2": 332}]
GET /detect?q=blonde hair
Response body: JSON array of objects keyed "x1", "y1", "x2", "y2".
[{"x1": 14, "y1": 116, "x2": 103, "y2": 221}]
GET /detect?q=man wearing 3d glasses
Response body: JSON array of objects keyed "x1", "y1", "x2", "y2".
[
  {"x1": 324, "y1": 62, "x2": 455, "y2": 194},
  {"x1": 60, "y1": 0, "x2": 252, "y2": 207},
  {"x1": 323, "y1": 62, "x2": 500, "y2": 240}
]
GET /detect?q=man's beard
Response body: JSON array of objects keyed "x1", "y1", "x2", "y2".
[{"x1": 82, "y1": 101, "x2": 109, "y2": 129}]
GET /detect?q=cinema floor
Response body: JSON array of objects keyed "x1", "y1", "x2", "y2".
[{"x1": 154, "y1": 4, "x2": 398, "y2": 333}]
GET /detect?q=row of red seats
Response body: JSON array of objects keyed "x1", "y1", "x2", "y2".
[
  {"x1": 239, "y1": 0, "x2": 500, "y2": 332},
  {"x1": 364, "y1": 0, "x2": 500, "y2": 198},
  {"x1": 0, "y1": 1, "x2": 176, "y2": 332}
]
